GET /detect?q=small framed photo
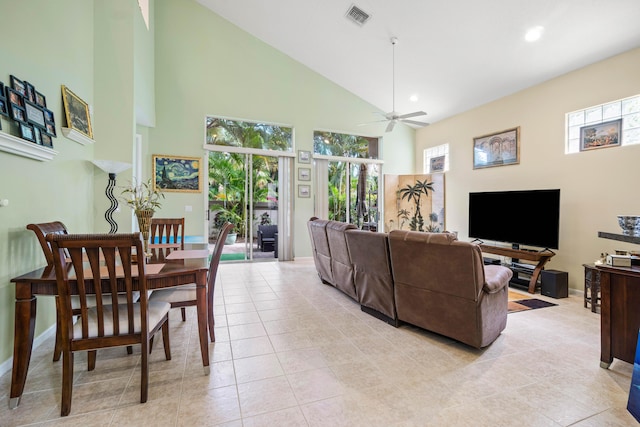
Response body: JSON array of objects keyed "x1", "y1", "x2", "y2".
[
  {"x1": 473, "y1": 127, "x2": 520, "y2": 169},
  {"x1": 43, "y1": 108, "x2": 55, "y2": 124},
  {"x1": 19, "y1": 123, "x2": 35, "y2": 142},
  {"x1": 10, "y1": 104, "x2": 27, "y2": 124},
  {"x1": 298, "y1": 150, "x2": 311, "y2": 164},
  {"x1": 430, "y1": 155, "x2": 445, "y2": 173},
  {"x1": 40, "y1": 132, "x2": 53, "y2": 148},
  {"x1": 24, "y1": 99, "x2": 46, "y2": 128},
  {"x1": 35, "y1": 91, "x2": 46, "y2": 108},
  {"x1": 579, "y1": 119, "x2": 622, "y2": 151},
  {"x1": 5, "y1": 87, "x2": 23, "y2": 107},
  {"x1": 45, "y1": 122, "x2": 57, "y2": 137},
  {"x1": 10, "y1": 75, "x2": 26, "y2": 96},
  {"x1": 298, "y1": 184, "x2": 310, "y2": 198},
  {"x1": 0, "y1": 98, "x2": 8, "y2": 117},
  {"x1": 0, "y1": 81, "x2": 4, "y2": 97},
  {"x1": 24, "y1": 82, "x2": 35, "y2": 103},
  {"x1": 298, "y1": 167, "x2": 311, "y2": 181},
  {"x1": 33, "y1": 126, "x2": 42, "y2": 145}
]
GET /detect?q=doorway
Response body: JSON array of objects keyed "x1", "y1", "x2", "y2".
[{"x1": 208, "y1": 151, "x2": 282, "y2": 262}]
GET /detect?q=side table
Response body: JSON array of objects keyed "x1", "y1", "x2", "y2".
[{"x1": 583, "y1": 264, "x2": 601, "y2": 313}]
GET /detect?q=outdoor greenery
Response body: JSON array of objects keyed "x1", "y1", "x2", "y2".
[{"x1": 207, "y1": 119, "x2": 288, "y2": 238}]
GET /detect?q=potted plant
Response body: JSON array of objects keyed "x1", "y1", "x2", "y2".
[
  {"x1": 212, "y1": 208, "x2": 242, "y2": 245},
  {"x1": 121, "y1": 179, "x2": 165, "y2": 253}
]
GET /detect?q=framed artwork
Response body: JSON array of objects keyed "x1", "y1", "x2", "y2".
[
  {"x1": 0, "y1": 81, "x2": 4, "y2": 98},
  {"x1": 298, "y1": 167, "x2": 311, "y2": 181},
  {"x1": 579, "y1": 119, "x2": 621, "y2": 151},
  {"x1": 24, "y1": 100, "x2": 45, "y2": 128},
  {"x1": 6, "y1": 87, "x2": 23, "y2": 107},
  {"x1": 40, "y1": 132, "x2": 53, "y2": 148},
  {"x1": 45, "y1": 122, "x2": 57, "y2": 137},
  {"x1": 24, "y1": 82, "x2": 35, "y2": 103},
  {"x1": 153, "y1": 155, "x2": 202, "y2": 193},
  {"x1": 430, "y1": 155, "x2": 445, "y2": 173},
  {"x1": 298, "y1": 150, "x2": 311, "y2": 163},
  {"x1": 61, "y1": 85, "x2": 93, "y2": 139},
  {"x1": 473, "y1": 127, "x2": 520, "y2": 169},
  {"x1": 10, "y1": 104, "x2": 27, "y2": 124},
  {"x1": 0, "y1": 98, "x2": 8, "y2": 117},
  {"x1": 10, "y1": 75, "x2": 26, "y2": 96},
  {"x1": 33, "y1": 126, "x2": 42, "y2": 145},
  {"x1": 19, "y1": 123, "x2": 35, "y2": 142},
  {"x1": 43, "y1": 108, "x2": 55, "y2": 124},
  {"x1": 298, "y1": 184, "x2": 310, "y2": 198},
  {"x1": 35, "y1": 91, "x2": 46, "y2": 108}
]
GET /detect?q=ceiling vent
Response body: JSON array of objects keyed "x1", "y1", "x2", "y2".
[{"x1": 345, "y1": 4, "x2": 370, "y2": 26}]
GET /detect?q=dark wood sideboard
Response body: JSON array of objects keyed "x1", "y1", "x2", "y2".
[{"x1": 597, "y1": 231, "x2": 640, "y2": 368}]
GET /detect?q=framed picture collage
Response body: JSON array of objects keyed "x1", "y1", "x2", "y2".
[{"x1": 1, "y1": 74, "x2": 56, "y2": 148}]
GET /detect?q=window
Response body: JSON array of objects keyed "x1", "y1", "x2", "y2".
[
  {"x1": 313, "y1": 131, "x2": 378, "y2": 159},
  {"x1": 566, "y1": 95, "x2": 640, "y2": 153},
  {"x1": 423, "y1": 143, "x2": 449, "y2": 173},
  {"x1": 206, "y1": 117, "x2": 293, "y2": 152}
]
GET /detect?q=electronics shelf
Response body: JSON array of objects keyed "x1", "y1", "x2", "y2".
[{"x1": 479, "y1": 244, "x2": 555, "y2": 293}]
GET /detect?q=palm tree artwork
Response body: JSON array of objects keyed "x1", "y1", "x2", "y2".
[{"x1": 399, "y1": 179, "x2": 435, "y2": 232}]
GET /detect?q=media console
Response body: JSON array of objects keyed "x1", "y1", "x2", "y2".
[{"x1": 479, "y1": 244, "x2": 555, "y2": 293}]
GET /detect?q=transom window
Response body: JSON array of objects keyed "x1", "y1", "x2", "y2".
[
  {"x1": 206, "y1": 117, "x2": 293, "y2": 152},
  {"x1": 313, "y1": 131, "x2": 378, "y2": 159},
  {"x1": 566, "y1": 94, "x2": 640, "y2": 153}
]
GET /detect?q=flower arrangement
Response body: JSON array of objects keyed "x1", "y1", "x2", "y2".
[{"x1": 121, "y1": 179, "x2": 165, "y2": 213}]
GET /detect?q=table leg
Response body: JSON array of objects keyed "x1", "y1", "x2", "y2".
[
  {"x1": 10, "y1": 282, "x2": 37, "y2": 408},
  {"x1": 600, "y1": 271, "x2": 612, "y2": 369},
  {"x1": 195, "y1": 271, "x2": 210, "y2": 375}
]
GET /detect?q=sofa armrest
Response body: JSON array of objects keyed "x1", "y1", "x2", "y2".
[{"x1": 482, "y1": 265, "x2": 513, "y2": 294}]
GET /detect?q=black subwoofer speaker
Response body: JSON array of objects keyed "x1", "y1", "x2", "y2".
[{"x1": 541, "y1": 270, "x2": 568, "y2": 299}]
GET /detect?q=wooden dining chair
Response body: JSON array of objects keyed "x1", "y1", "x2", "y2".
[
  {"x1": 27, "y1": 222, "x2": 136, "y2": 362},
  {"x1": 47, "y1": 232, "x2": 171, "y2": 416},
  {"x1": 149, "y1": 222, "x2": 233, "y2": 341},
  {"x1": 150, "y1": 217, "x2": 185, "y2": 250}
]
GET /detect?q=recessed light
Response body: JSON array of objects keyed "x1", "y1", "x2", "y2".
[
  {"x1": 409, "y1": 94, "x2": 419, "y2": 102},
  {"x1": 525, "y1": 26, "x2": 544, "y2": 42}
]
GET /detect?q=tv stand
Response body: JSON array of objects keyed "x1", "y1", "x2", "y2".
[{"x1": 479, "y1": 244, "x2": 555, "y2": 293}]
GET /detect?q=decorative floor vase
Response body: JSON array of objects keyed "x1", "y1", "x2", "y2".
[{"x1": 135, "y1": 209, "x2": 154, "y2": 255}]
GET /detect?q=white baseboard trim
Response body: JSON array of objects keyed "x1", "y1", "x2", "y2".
[{"x1": 0, "y1": 324, "x2": 56, "y2": 378}]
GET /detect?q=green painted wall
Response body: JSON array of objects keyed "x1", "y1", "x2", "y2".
[{"x1": 0, "y1": 0, "x2": 95, "y2": 364}]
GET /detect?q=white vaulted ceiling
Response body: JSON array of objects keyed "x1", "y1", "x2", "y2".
[{"x1": 197, "y1": 0, "x2": 640, "y2": 126}]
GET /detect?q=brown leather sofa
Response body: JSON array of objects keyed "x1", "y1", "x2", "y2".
[
  {"x1": 307, "y1": 218, "x2": 513, "y2": 348},
  {"x1": 388, "y1": 230, "x2": 512, "y2": 348}
]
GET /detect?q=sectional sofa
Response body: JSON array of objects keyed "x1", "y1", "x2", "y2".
[{"x1": 307, "y1": 218, "x2": 513, "y2": 348}]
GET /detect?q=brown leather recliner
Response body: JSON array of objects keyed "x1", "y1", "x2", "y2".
[
  {"x1": 326, "y1": 221, "x2": 358, "y2": 299},
  {"x1": 345, "y1": 229, "x2": 397, "y2": 325},
  {"x1": 388, "y1": 230, "x2": 512, "y2": 348},
  {"x1": 307, "y1": 218, "x2": 333, "y2": 285}
]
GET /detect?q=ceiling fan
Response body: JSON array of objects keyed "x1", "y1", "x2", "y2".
[{"x1": 370, "y1": 37, "x2": 430, "y2": 132}]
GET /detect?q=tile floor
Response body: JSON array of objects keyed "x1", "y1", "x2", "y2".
[{"x1": 0, "y1": 258, "x2": 638, "y2": 426}]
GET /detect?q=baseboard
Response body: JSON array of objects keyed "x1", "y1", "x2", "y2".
[{"x1": 0, "y1": 323, "x2": 56, "y2": 378}]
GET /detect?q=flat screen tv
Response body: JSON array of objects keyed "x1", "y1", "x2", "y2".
[{"x1": 468, "y1": 189, "x2": 560, "y2": 249}]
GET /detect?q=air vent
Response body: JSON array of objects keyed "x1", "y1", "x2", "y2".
[{"x1": 345, "y1": 4, "x2": 370, "y2": 26}]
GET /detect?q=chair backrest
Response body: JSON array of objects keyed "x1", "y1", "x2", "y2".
[
  {"x1": 258, "y1": 224, "x2": 278, "y2": 238},
  {"x1": 47, "y1": 233, "x2": 147, "y2": 342},
  {"x1": 208, "y1": 222, "x2": 234, "y2": 291},
  {"x1": 307, "y1": 218, "x2": 333, "y2": 284},
  {"x1": 150, "y1": 218, "x2": 185, "y2": 250},
  {"x1": 27, "y1": 221, "x2": 69, "y2": 266},
  {"x1": 326, "y1": 220, "x2": 358, "y2": 299}
]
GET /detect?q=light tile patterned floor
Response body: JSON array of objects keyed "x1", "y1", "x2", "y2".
[{"x1": 0, "y1": 258, "x2": 637, "y2": 426}]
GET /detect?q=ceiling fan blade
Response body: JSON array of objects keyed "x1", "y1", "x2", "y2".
[
  {"x1": 397, "y1": 111, "x2": 427, "y2": 120},
  {"x1": 401, "y1": 119, "x2": 430, "y2": 127},
  {"x1": 385, "y1": 120, "x2": 396, "y2": 133}
]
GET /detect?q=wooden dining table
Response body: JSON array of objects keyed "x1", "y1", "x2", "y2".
[{"x1": 8, "y1": 245, "x2": 211, "y2": 409}]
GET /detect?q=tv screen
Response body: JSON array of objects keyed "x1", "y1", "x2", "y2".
[{"x1": 468, "y1": 189, "x2": 560, "y2": 249}]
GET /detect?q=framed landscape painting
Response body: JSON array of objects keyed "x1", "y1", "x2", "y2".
[
  {"x1": 473, "y1": 127, "x2": 520, "y2": 169},
  {"x1": 153, "y1": 155, "x2": 202, "y2": 193},
  {"x1": 61, "y1": 85, "x2": 93, "y2": 139},
  {"x1": 579, "y1": 119, "x2": 621, "y2": 151}
]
